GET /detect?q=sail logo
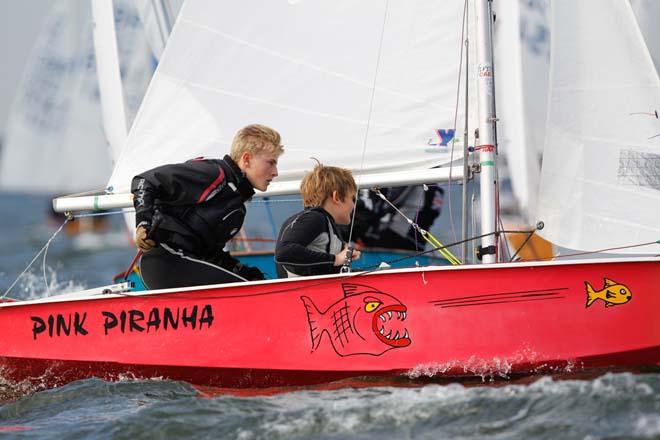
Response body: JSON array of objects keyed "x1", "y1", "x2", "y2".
[
  {"x1": 301, "y1": 284, "x2": 411, "y2": 357},
  {"x1": 428, "y1": 129, "x2": 455, "y2": 147},
  {"x1": 585, "y1": 278, "x2": 632, "y2": 308}
]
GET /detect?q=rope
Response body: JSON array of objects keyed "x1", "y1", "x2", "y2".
[
  {"x1": 248, "y1": 198, "x2": 302, "y2": 204},
  {"x1": 97, "y1": 236, "x2": 660, "y2": 303},
  {"x1": 498, "y1": 215, "x2": 512, "y2": 261},
  {"x1": 535, "y1": 240, "x2": 660, "y2": 261},
  {"x1": 73, "y1": 210, "x2": 127, "y2": 218},
  {"x1": 509, "y1": 229, "x2": 536, "y2": 262},
  {"x1": 355, "y1": 234, "x2": 660, "y2": 271},
  {"x1": 447, "y1": 0, "x2": 471, "y2": 245},
  {"x1": 344, "y1": 0, "x2": 391, "y2": 272},
  {"x1": 3, "y1": 217, "x2": 70, "y2": 299},
  {"x1": 371, "y1": 187, "x2": 462, "y2": 265}
]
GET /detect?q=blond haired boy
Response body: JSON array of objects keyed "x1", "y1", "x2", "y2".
[
  {"x1": 275, "y1": 161, "x2": 361, "y2": 278},
  {"x1": 132, "y1": 124, "x2": 284, "y2": 289}
]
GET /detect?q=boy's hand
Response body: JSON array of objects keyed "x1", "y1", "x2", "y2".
[
  {"x1": 135, "y1": 226, "x2": 156, "y2": 252},
  {"x1": 334, "y1": 246, "x2": 361, "y2": 266},
  {"x1": 233, "y1": 263, "x2": 265, "y2": 281}
]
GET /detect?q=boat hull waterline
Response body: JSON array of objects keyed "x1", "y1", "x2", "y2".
[{"x1": 1, "y1": 258, "x2": 658, "y2": 388}]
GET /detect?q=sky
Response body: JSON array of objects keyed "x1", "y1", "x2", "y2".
[{"x1": 0, "y1": 1, "x2": 51, "y2": 137}]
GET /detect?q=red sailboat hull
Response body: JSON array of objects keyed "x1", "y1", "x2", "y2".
[{"x1": 1, "y1": 258, "x2": 658, "y2": 389}]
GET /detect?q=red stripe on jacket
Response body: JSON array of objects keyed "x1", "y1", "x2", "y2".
[{"x1": 196, "y1": 166, "x2": 225, "y2": 204}]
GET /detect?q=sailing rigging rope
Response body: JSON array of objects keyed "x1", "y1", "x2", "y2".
[
  {"x1": 2, "y1": 217, "x2": 70, "y2": 299},
  {"x1": 1, "y1": 209, "x2": 127, "y2": 299},
  {"x1": 143, "y1": 229, "x2": 537, "y2": 302},
  {"x1": 248, "y1": 198, "x2": 302, "y2": 204},
  {"x1": 371, "y1": 188, "x2": 462, "y2": 265},
  {"x1": 497, "y1": 213, "x2": 512, "y2": 261},
  {"x1": 508, "y1": 228, "x2": 536, "y2": 262},
  {"x1": 344, "y1": 0, "x2": 391, "y2": 272},
  {"x1": 447, "y1": 0, "x2": 471, "y2": 246},
  {"x1": 536, "y1": 240, "x2": 660, "y2": 260},
  {"x1": 73, "y1": 210, "x2": 126, "y2": 218}
]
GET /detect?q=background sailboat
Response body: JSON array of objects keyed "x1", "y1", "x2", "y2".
[
  {"x1": 0, "y1": 0, "x2": 154, "y2": 195},
  {"x1": 537, "y1": 0, "x2": 660, "y2": 254},
  {"x1": 494, "y1": 0, "x2": 660, "y2": 260},
  {"x1": 0, "y1": 1, "x2": 178, "y2": 251},
  {"x1": 0, "y1": 1, "x2": 148, "y2": 251}
]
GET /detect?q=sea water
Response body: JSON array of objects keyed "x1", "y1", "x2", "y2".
[{"x1": 1, "y1": 192, "x2": 659, "y2": 439}]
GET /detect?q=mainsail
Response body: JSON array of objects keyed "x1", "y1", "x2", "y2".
[
  {"x1": 537, "y1": 0, "x2": 660, "y2": 254},
  {"x1": 107, "y1": 0, "x2": 470, "y2": 195}
]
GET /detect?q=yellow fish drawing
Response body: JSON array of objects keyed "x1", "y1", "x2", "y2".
[{"x1": 585, "y1": 278, "x2": 632, "y2": 308}]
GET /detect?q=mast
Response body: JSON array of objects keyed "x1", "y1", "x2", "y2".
[{"x1": 475, "y1": 0, "x2": 500, "y2": 264}]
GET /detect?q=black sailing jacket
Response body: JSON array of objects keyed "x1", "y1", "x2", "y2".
[{"x1": 131, "y1": 155, "x2": 254, "y2": 268}]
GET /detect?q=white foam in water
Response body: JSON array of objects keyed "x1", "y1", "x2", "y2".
[
  {"x1": 591, "y1": 372, "x2": 654, "y2": 396},
  {"x1": 13, "y1": 267, "x2": 86, "y2": 300},
  {"x1": 14, "y1": 266, "x2": 85, "y2": 300},
  {"x1": 635, "y1": 414, "x2": 660, "y2": 437},
  {"x1": 244, "y1": 384, "x2": 474, "y2": 438},
  {"x1": 407, "y1": 354, "x2": 521, "y2": 381},
  {"x1": 407, "y1": 347, "x2": 582, "y2": 382}
]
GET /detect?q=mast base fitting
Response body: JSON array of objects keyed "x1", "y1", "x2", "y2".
[{"x1": 476, "y1": 245, "x2": 497, "y2": 261}]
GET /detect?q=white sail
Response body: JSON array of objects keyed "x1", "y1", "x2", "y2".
[
  {"x1": 134, "y1": 0, "x2": 184, "y2": 60},
  {"x1": 494, "y1": 0, "x2": 548, "y2": 221},
  {"x1": 0, "y1": 0, "x2": 154, "y2": 194},
  {"x1": 91, "y1": 0, "x2": 129, "y2": 161},
  {"x1": 107, "y1": 0, "x2": 469, "y2": 194},
  {"x1": 630, "y1": 0, "x2": 660, "y2": 74},
  {"x1": 537, "y1": 0, "x2": 660, "y2": 254}
]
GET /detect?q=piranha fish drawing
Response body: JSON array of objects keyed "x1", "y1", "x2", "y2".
[
  {"x1": 585, "y1": 278, "x2": 632, "y2": 308},
  {"x1": 300, "y1": 283, "x2": 411, "y2": 357}
]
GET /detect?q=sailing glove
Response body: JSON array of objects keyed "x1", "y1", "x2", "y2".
[{"x1": 233, "y1": 263, "x2": 265, "y2": 281}]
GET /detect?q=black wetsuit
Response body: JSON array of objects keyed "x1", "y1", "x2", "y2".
[
  {"x1": 275, "y1": 207, "x2": 344, "y2": 278},
  {"x1": 131, "y1": 155, "x2": 263, "y2": 289}
]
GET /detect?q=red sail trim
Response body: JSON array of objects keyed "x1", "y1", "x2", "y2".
[{"x1": 197, "y1": 166, "x2": 225, "y2": 204}]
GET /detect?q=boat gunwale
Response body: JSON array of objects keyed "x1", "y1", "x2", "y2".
[{"x1": 1, "y1": 255, "x2": 658, "y2": 308}]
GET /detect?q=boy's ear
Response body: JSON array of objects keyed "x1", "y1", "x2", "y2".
[
  {"x1": 331, "y1": 190, "x2": 340, "y2": 203},
  {"x1": 240, "y1": 151, "x2": 252, "y2": 167}
]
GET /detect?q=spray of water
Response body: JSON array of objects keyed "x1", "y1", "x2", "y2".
[{"x1": 10, "y1": 267, "x2": 86, "y2": 301}]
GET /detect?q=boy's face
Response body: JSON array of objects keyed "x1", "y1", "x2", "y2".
[
  {"x1": 334, "y1": 190, "x2": 357, "y2": 225},
  {"x1": 241, "y1": 149, "x2": 279, "y2": 191}
]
